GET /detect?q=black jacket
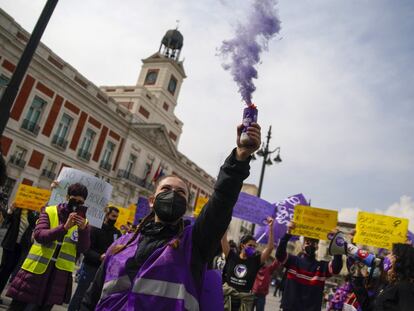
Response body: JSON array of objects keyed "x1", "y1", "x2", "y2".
[
  {"x1": 351, "y1": 277, "x2": 414, "y2": 311},
  {"x1": 80, "y1": 148, "x2": 251, "y2": 310},
  {"x1": 1, "y1": 208, "x2": 38, "y2": 251},
  {"x1": 83, "y1": 223, "x2": 121, "y2": 267}
]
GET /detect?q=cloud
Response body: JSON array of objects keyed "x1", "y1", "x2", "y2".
[{"x1": 376, "y1": 195, "x2": 414, "y2": 232}]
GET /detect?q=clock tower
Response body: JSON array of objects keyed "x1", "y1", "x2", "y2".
[{"x1": 136, "y1": 29, "x2": 186, "y2": 116}]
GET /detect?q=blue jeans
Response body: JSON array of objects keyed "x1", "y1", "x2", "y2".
[
  {"x1": 253, "y1": 294, "x2": 266, "y2": 311},
  {"x1": 68, "y1": 263, "x2": 98, "y2": 311}
]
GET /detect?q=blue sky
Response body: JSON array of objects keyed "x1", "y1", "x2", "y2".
[{"x1": 1, "y1": 1, "x2": 413, "y2": 227}]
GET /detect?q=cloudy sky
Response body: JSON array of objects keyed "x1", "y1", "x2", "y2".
[{"x1": 1, "y1": 0, "x2": 413, "y2": 229}]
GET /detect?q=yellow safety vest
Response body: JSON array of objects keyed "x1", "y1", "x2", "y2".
[{"x1": 22, "y1": 205, "x2": 78, "y2": 274}]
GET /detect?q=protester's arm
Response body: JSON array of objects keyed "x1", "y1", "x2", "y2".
[
  {"x1": 350, "y1": 276, "x2": 374, "y2": 311},
  {"x1": 33, "y1": 210, "x2": 70, "y2": 243},
  {"x1": 276, "y1": 222, "x2": 294, "y2": 263},
  {"x1": 329, "y1": 255, "x2": 343, "y2": 275},
  {"x1": 192, "y1": 124, "x2": 260, "y2": 262},
  {"x1": 80, "y1": 262, "x2": 106, "y2": 311},
  {"x1": 221, "y1": 231, "x2": 231, "y2": 258},
  {"x1": 261, "y1": 218, "x2": 274, "y2": 264}
]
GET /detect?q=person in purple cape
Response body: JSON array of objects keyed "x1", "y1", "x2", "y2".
[{"x1": 80, "y1": 123, "x2": 261, "y2": 311}]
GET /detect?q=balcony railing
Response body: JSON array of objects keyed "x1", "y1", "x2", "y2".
[
  {"x1": 9, "y1": 155, "x2": 26, "y2": 169},
  {"x1": 21, "y1": 119, "x2": 40, "y2": 136},
  {"x1": 51, "y1": 135, "x2": 68, "y2": 150},
  {"x1": 100, "y1": 160, "x2": 112, "y2": 171},
  {"x1": 117, "y1": 169, "x2": 144, "y2": 186},
  {"x1": 77, "y1": 149, "x2": 91, "y2": 161},
  {"x1": 41, "y1": 169, "x2": 56, "y2": 180}
]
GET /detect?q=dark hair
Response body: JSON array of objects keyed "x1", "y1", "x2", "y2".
[
  {"x1": 107, "y1": 206, "x2": 120, "y2": 215},
  {"x1": 154, "y1": 174, "x2": 190, "y2": 200},
  {"x1": 391, "y1": 243, "x2": 414, "y2": 282},
  {"x1": 304, "y1": 237, "x2": 319, "y2": 244},
  {"x1": 240, "y1": 234, "x2": 256, "y2": 246},
  {"x1": 0, "y1": 153, "x2": 7, "y2": 187},
  {"x1": 67, "y1": 183, "x2": 88, "y2": 200}
]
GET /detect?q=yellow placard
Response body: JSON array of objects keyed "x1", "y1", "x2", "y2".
[
  {"x1": 112, "y1": 206, "x2": 130, "y2": 230},
  {"x1": 291, "y1": 205, "x2": 338, "y2": 240},
  {"x1": 354, "y1": 211, "x2": 409, "y2": 250},
  {"x1": 14, "y1": 184, "x2": 51, "y2": 211},
  {"x1": 194, "y1": 196, "x2": 208, "y2": 217},
  {"x1": 127, "y1": 203, "x2": 137, "y2": 224}
]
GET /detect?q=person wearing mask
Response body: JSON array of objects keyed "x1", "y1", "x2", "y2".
[
  {"x1": 68, "y1": 206, "x2": 121, "y2": 311},
  {"x1": 251, "y1": 257, "x2": 280, "y2": 311},
  {"x1": 276, "y1": 222, "x2": 343, "y2": 311},
  {"x1": 79, "y1": 123, "x2": 261, "y2": 311},
  {"x1": 351, "y1": 243, "x2": 414, "y2": 311},
  {"x1": 221, "y1": 217, "x2": 274, "y2": 311},
  {"x1": 6, "y1": 183, "x2": 91, "y2": 311},
  {"x1": 0, "y1": 203, "x2": 37, "y2": 303}
]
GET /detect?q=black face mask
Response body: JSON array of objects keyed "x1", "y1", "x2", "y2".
[
  {"x1": 67, "y1": 198, "x2": 81, "y2": 212},
  {"x1": 153, "y1": 189, "x2": 187, "y2": 223},
  {"x1": 106, "y1": 219, "x2": 116, "y2": 227},
  {"x1": 304, "y1": 245, "x2": 317, "y2": 257}
]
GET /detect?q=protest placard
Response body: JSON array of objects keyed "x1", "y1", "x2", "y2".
[
  {"x1": 194, "y1": 196, "x2": 208, "y2": 216},
  {"x1": 354, "y1": 211, "x2": 409, "y2": 249},
  {"x1": 291, "y1": 205, "x2": 338, "y2": 240},
  {"x1": 48, "y1": 168, "x2": 112, "y2": 228},
  {"x1": 127, "y1": 203, "x2": 137, "y2": 224},
  {"x1": 112, "y1": 205, "x2": 130, "y2": 230},
  {"x1": 14, "y1": 184, "x2": 51, "y2": 211},
  {"x1": 134, "y1": 196, "x2": 150, "y2": 224},
  {"x1": 233, "y1": 192, "x2": 276, "y2": 225}
]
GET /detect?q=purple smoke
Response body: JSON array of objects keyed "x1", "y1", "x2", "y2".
[{"x1": 219, "y1": 0, "x2": 281, "y2": 104}]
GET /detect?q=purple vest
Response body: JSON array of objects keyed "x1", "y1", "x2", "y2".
[{"x1": 96, "y1": 226, "x2": 204, "y2": 311}]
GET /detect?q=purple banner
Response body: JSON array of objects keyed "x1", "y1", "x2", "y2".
[
  {"x1": 233, "y1": 192, "x2": 276, "y2": 225},
  {"x1": 408, "y1": 230, "x2": 414, "y2": 245},
  {"x1": 255, "y1": 193, "x2": 308, "y2": 244},
  {"x1": 134, "y1": 196, "x2": 150, "y2": 225}
]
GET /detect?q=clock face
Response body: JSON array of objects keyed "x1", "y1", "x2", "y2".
[
  {"x1": 144, "y1": 70, "x2": 158, "y2": 85},
  {"x1": 168, "y1": 76, "x2": 177, "y2": 95}
]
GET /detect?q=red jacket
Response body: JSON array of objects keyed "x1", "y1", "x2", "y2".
[{"x1": 252, "y1": 259, "x2": 280, "y2": 295}]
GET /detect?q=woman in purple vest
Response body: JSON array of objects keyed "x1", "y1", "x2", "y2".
[{"x1": 80, "y1": 123, "x2": 261, "y2": 311}]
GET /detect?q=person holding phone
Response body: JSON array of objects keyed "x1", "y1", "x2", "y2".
[{"x1": 6, "y1": 183, "x2": 91, "y2": 311}]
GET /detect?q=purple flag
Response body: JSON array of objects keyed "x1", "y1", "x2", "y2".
[
  {"x1": 255, "y1": 193, "x2": 308, "y2": 245},
  {"x1": 408, "y1": 230, "x2": 414, "y2": 245},
  {"x1": 134, "y1": 196, "x2": 150, "y2": 225},
  {"x1": 233, "y1": 192, "x2": 276, "y2": 225}
]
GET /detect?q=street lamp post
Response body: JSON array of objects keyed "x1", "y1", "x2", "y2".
[{"x1": 251, "y1": 125, "x2": 282, "y2": 234}]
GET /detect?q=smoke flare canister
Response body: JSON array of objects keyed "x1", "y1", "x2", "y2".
[{"x1": 240, "y1": 104, "x2": 258, "y2": 145}]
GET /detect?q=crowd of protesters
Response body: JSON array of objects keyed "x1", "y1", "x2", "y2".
[{"x1": 0, "y1": 121, "x2": 413, "y2": 311}]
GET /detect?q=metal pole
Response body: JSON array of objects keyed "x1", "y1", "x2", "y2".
[
  {"x1": 257, "y1": 125, "x2": 272, "y2": 198},
  {"x1": 0, "y1": 0, "x2": 59, "y2": 137},
  {"x1": 251, "y1": 125, "x2": 272, "y2": 234}
]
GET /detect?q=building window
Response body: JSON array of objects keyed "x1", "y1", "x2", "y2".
[
  {"x1": 139, "y1": 106, "x2": 150, "y2": 119},
  {"x1": 21, "y1": 96, "x2": 46, "y2": 135},
  {"x1": 144, "y1": 69, "x2": 159, "y2": 85},
  {"x1": 169, "y1": 131, "x2": 177, "y2": 142},
  {"x1": 0, "y1": 74, "x2": 10, "y2": 98},
  {"x1": 126, "y1": 154, "x2": 137, "y2": 174},
  {"x1": 163, "y1": 102, "x2": 169, "y2": 112},
  {"x1": 100, "y1": 141, "x2": 115, "y2": 171},
  {"x1": 168, "y1": 75, "x2": 177, "y2": 95},
  {"x1": 41, "y1": 160, "x2": 57, "y2": 180},
  {"x1": 52, "y1": 113, "x2": 72, "y2": 150},
  {"x1": 9, "y1": 146, "x2": 27, "y2": 169},
  {"x1": 2, "y1": 177, "x2": 16, "y2": 197},
  {"x1": 78, "y1": 129, "x2": 95, "y2": 161}
]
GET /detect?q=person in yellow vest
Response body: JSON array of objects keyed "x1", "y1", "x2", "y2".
[{"x1": 6, "y1": 183, "x2": 91, "y2": 311}]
